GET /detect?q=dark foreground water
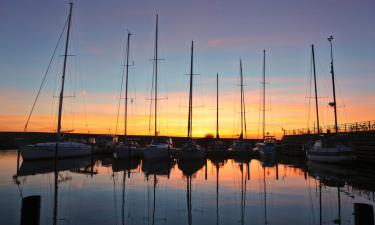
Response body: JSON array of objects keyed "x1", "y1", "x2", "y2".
[{"x1": 0, "y1": 150, "x2": 374, "y2": 225}]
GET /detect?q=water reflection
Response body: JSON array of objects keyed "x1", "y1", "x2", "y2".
[{"x1": 0, "y1": 150, "x2": 374, "y2": 225}]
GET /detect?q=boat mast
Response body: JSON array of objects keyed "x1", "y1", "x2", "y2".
[
  {"x1": 154, "y1": 14, "x2": 159, "y2": 137},
  {"x1": 124, "y1": 32, "x2": 131, "y2": 142},
  {"x1": 311, "y1": 45, "x2": 320, "y2": 135},
  {"x1": 55, "y1": 4, "x2": 73, "y2": 224},
  {"x1": 328, "y1": 36, "x2": 338, "y2": 133},
  {"x1": 56, "y1": 2, "x2": 73, "y2": 141},
  {"x1": 240, "y1": 60, "x2": 244, "y2": 139},
  {"x1": 262, "y1": 50, "x2": 266, "y2": 140},
  {"x1": 216, "y1": 73, "x2": 219, "y2": 139},
  {"x1": 187, "y1": 41, "x2": 194, "y2": 140}
]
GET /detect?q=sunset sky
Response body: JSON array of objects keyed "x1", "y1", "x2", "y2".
[{"x1": 0, "y1": 0, "x2": 374, "y2": 138}]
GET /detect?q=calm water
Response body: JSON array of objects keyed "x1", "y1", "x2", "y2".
[{"x1": 0, "y1": 150, "x2": 374, "y2": 225}]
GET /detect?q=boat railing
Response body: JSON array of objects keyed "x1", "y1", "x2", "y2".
[{"x1": 284, "y1": 120, "x2": 375, "y2": 136}]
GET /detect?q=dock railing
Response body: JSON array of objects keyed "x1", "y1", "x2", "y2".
[{"x1": 284, "y1": 120, "x2": 375, "y2": 136}]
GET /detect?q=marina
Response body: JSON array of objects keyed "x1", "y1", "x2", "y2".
[{"x1": 1, "y1": 1, "x2": 375, "y2": 224}]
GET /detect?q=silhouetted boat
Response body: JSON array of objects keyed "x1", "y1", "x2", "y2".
[
  {"x1": 306, "y1": 41, "x2": 355, "y2": 163},
  {"x1": 114, "y1": 32, "x2": 142, "y2": 159},
  {"x1": 20, "y1": 2, "x2": 90, "y2": 160},
  {"x1": 143, "y1": 14, "x2": 174, "y2": 161},
  {"x1": 176, "y1": 41, "x2": 205, "y2": 161},
  {"x1": 253, "y1": 50, "x2": 276, "y2": 157},
  {"x1": 207, "y1": 73, "x2": 226, "y2": 155},
  {"x1": 229, "y1": 60, "x2": 251, "y2": 153}
]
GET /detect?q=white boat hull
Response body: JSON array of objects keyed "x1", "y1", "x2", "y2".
[
  {"x1": 307, "y1": 144, "x2": 355, "y2": 163},
  {"x1": 20, "y1": 142, "x2": 92, "y2": 160}
]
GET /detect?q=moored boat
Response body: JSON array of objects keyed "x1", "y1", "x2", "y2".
[
  {"x1": 207, "y1": 73, "x2": 227, "y2": 155},
  {"x1": 142, "y1": 14, "x2": 174, "y2": 161},
  {"x1": 21, "y1": 142, "x2": 91, "y2": 160},
  {"x1": 175, "y1": 41, "x2": 205, "y2": 161},
  {"x1": 229, "y1": 60, "x2": 252, "y2": 154},
  {"x1": 253, "y1": 50, "x2": 276, "y2": 157},
  {"x1": 113, "y1": 32, "x2": 141, "y2": 159},
  {"x1": 114, "y1": 141, "x2": 141, "y2": 159},
  {"x1": 306, "y1": 136, "x2": 355, "y2": 163},
  {"x1": 143, "y1": 136, "x2": 173, "y2": 161},
  {"x1": 306, "y1": 39, "x2": 355, "y2": 163},
  {"x1": 20, "y1": 3, "x2": 91, "y2": 161}
]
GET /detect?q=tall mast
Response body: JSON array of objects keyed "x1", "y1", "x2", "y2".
[
  {"x1": 262, "y1": 50, "x2": 266, "y2": 140},
  {"x1": 328, "y1": 36, "x2": 338, "y2": 132},
  {"x1": 312, "y1": 45, "x2": 320, "y2": 134},
  {"x1": 216, "y1": 73, "x2": 219, "y2": 139},
  {"x1": 187, "y1": 41, "x2": 194, "y2": 140},
  {"x1": 239, "y1": 60, "x2": 244, "y2": 139},
  {"x1": 154, "y1": 14, "x2": 159, "y2": 137},
  {"x1": 56, "y1": 2, "x2": 73, "y2": 140},
  {"x1": 54, "y1": 4, "x2": 73, "y2": 225},
  {"x1": 124, "y1": 32, "x2": 131, "y2": 142}
]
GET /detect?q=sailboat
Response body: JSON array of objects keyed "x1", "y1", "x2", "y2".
[
  {"x1": 253, "y1": 50, "x2": 276, "y2": 157},
  {"x1": 176, "y1": 41, "x2": 205, "y2": 160},
  {"x1": 114, "y1": 32, "x2": 141, "y2": 159},
  {"x1": 207, "y1": 73, "x2": 226, "y2": 153},
  {"x1": 20, "y1": 3, "x2": 91, "y2": 161},
  {"x1": 306, "y1": 40, "x2": 355, "y2": 163},
  {"x1": 143, "y1": 14, "x2": 174, "y2": 162},
  {"x1": 229, "y1": 60, "x2": 251, "y2": 152}
]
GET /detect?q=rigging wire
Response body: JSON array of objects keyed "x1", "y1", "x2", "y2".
[
  {"x1": 115, "y1": 34, "x2": 128, "y2": 135},
  {"x1": 148, "y1": 49, "x2": 156, "y2": 135},
  {"x1": 24, "y1": 16, "x2": 69, "y2": 132}
]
